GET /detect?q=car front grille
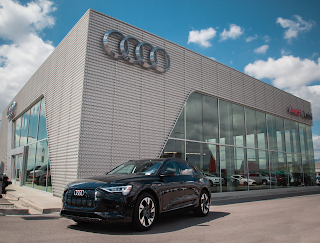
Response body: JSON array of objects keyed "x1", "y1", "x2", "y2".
[{"x1": 64, "y1": 189, "x2": 97, "y2": 208}]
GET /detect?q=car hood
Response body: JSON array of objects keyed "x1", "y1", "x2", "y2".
[{"x1": 66, "y1": 174, "x2": 155, "y2": 189}]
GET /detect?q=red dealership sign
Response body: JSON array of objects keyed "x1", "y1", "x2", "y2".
[{"x1": 288, "y1": 106, "x2": 312, "y2": 119}]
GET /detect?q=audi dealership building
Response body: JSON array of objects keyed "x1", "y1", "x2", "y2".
[{"x1": 0, "y1": 9, "x2": 316, "y2": 197}]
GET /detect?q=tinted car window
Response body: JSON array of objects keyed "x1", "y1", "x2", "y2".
[
  {"x1": 177, "y1": 161, "x2": 199, "y2": 176},
  {"x1": 161, "y1": 161, "x2": 179, "y2": 174},
  {"x1": 108, "y1": 160, "x2": 164, "y2": 175}
]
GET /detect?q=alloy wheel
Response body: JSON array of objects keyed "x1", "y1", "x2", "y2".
[{"x1": 138, "y1": 196, "x2": 156, "y2": 228}]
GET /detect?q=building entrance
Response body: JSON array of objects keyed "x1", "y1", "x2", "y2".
[{"x1": 12, "y1": 154, "x2": 23, "y2": 184}]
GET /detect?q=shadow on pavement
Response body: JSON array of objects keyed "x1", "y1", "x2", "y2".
[{"x1": 67, "y1": 211, "x2": 230, "y2": 235}]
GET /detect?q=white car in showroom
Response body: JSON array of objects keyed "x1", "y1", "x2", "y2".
[
  {"x1": 231, "y1": 175, "x2": 256, "y2": 186},
  {"x1": 203, "y1": 173, "x2": 223, "y2": 186}
]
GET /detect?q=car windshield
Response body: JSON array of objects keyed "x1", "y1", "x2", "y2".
[{"x1": 107, "y1": 160, "x2": 164, "y2": 175}]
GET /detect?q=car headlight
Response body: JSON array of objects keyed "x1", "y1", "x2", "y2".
[{"x1": 100, "y1": 185, "x2": 132, "y2": 196}]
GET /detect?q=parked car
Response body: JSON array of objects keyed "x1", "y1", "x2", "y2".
[
  {"x1": 203, "y1": 173, "x2": 222, "y2": 186},
  {"x1": 60, "y1": 158, "x2": 211, "y2": 231},
  {"x1": 221, "y1": 174, "x2": 239, "y2": 187},
  {"x1": 289, "y1": 173, "x2": 303, "y2": 186},
  {"x1": 249, "y1": 173, "x2": 277, "y2": 186},
  {"x1": 231, "y1": 175, "x2": 256, "y2": 186},
  {"x1": 29, "y1": 164, "x2": 48, "y2": 185},
  {"x1": 303, "y1": 174, "x2": 314, "y2": 186},
  {"x1": 316, "y1": 176, "x2": 320, "y2": 186},
  {"x1": 274, "y1": 173, "x2": 288, "y2": 186}
]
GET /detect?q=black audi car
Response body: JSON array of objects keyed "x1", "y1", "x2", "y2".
[{"x1": 60, "y1": 158, "x2": 211, "y2": 231}]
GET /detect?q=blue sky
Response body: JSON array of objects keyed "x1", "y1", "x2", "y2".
[{"x1": 0, "y1": 0, "x2": 320, "y2": 157}]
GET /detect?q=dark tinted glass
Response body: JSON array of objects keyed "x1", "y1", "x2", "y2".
[
  {"x1": 170, "y1": 107, "x2": 184, "y2": 139},
  {"x1": 177, "y1": 161, "x2": 198, "y2": 176},
  {"x1": 108, "y1": 160, "x2": 164, "y2": 175}
]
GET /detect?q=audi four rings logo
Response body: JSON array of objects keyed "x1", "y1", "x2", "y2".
[
  {"x1": 103, "y1": 30, "x2": 171, "y2": 73},
  {"x1": 74, "y1": 190, "x2": 85, "y2": 196}
]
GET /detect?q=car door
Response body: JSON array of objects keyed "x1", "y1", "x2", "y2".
[
  {"x1": 176, "y1": 161, "x2": 202, "y2": 207},
  {"x1": 158, "y1": 161, "x2": 185, "y2": 212}
]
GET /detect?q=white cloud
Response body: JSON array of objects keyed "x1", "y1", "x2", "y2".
[
  {"x1": 219, "y1": 24, "x2": 244, "y2": 41},
  {"x1": 209, "y1": 57, "x2": 216, "y2": 60},
  {"x1": 0, "y1": 0, "x2": 56, "y2": 113},
  {"x1": 246, "y1": 34, "x2": 258, "y2": 43},
  {"x1": 263, "y1": 35, "x2": 271, "y2": 43},
  {"x1": 313, "y1": 134, "x2": 320, "y2": 157},
  {"x1": 276, "y1": 15, "x2": 315, "y2": 42},
  {"x1": 244, "y1": 56, "x2": 320, "y2": 120},
  {"x1": 244, "y1": 56, "x2": 320, "y2": 90},
  {"x1": 254, "y1": 45, "x2": 269, "y2": 54},
  {"x1": 288, "y1": 85, "x2": 320, "y2": 120},
  {"x1": 281, "y1": 49, "x2": 291, "y2": 56},
  {"x1": 187, "y1": 27, "x2": 216, "y2": 48}
]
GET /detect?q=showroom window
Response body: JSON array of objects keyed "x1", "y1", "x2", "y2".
[
  {"x1": 12, "y1": 98, "x2": 51, "y2": 192},
  {"x1": 162, "y1": 92, "x2": 315, "y2": 193}
]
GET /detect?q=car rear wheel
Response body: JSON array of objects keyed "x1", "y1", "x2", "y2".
[
  {"x1": 194, "y1": 190, "x2": 210, "y2": 217},
  {"x1": 132, "y1": 193, "x2": 156, "y2": 231}
]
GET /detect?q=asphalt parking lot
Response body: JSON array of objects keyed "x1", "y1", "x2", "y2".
[{"x1": 1, "y1": 192, "x2": 320, "y2": 243}]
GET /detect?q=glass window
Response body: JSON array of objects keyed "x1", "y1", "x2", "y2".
[
  {"x1": 275, "y1": 117, "x2": 285, "y2": 152},
  {"x1": 203, "y1": 95, "x2": 219, "y2": 143},
  {"x1": 267, "y1": 114, "x2": 276, "y2": 151},
  {"x1": 162, "y1": 92, "x2": 314, "y2": 194},
  {"x1": 186, "y1": 142, "x2": 219, "y2": 175},
  {"x1": 232, "y1": 104, "x2": 245, "y2": 147},
  {"x1": 246, "y1": 108, "x2": 256, "y2": 148},
  {"x1": 161, "y1": 161, "x2": 179, "y2": 174},
  {"x1": 25, "y1": 143, "x2": 37, "y2": 188},
  {"x1": 38, "y1": 98, "x2": 48, "y2": 141},
  {"x1": 186, "y1": 93, "x2": 203, "y2": 141},
  {"x1": 270, "y1": 152, "x2": 287, "y2": 188},
  {"x1": 219, "y1": 101, "x2": 233, "y2": 145},
  {"x1": 267, "y1": 115, "x2": 285, "y2": 152},
  {"x1": 161, "y1": 139, "x2": 185, "y2": 159},
  {"x1": 34, "y1": 140, "x2": 49, "y2": 191},
  {"x1": 288, "y1": 154, "x2": 303, "y2": 187},
  {"x1": 20, "y1": 110, "x2": 30, "y2": 147},
  {"x1": 284, "y1": 119, "x2": 293, "y2": 153},
  {"x1": 14, "y1": 117, "x2": 22, "y2": 148},
  {"x1": 304, "y1": 155, "x2": 315, "y2": 186},
  {"x1": 177, "y1": 161, "x2": 198, "y2": 176},
  {"x1": 170, "y1": 107, "x2": 184, "y2": 139},
  {"x1": 221, "y1": 146, "x2": 245, "y2": 192},
  {"x1": 28, "y1": 102, "x2": 40, "y2": 144},
  {"x1": 299, "y1": 124, "x2": 307, "y2": 154},
  {"x1": 292, "y1": 122, "x2": 300, "y2": 153},
  {"x1": 248, "y1": 149, "x2": 269, "y2": 189},
  {"x1": 256, "y1": 111, "x2": 267, "y2": 149},
  {"x1": 306, "y1": 126, "x2": 314, "y2": 155}
]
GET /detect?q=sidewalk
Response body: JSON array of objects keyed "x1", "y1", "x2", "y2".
[{"x1": 1, "y1": 184, "x2": 61, "y2": 215}]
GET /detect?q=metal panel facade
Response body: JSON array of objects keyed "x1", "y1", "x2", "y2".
[
  {"x1": 0, "y1": 11, "x2": 90, "y2": 196},
  {"x1": 0, "y1": 9, "x2": 313, "y2": 196},
  {"x1": 78, "y1": 10, "x2": 313, "y2": 179}
]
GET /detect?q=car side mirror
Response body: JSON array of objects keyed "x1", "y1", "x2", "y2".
[{"x1": 160, "y1": 170, "x2": 176, "y2": 177}]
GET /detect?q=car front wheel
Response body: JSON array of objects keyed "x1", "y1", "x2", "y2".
[
  {"x1": 194, "y1": 190, "x2": 210, "y2": 217},
  {"x1": 132, "y1": 193, "x2": 157, "y2": 231}
]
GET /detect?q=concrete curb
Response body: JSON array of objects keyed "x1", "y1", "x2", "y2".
[
  {"x1": 0, "y1": 208, "x2": 29, "y2": 215},
  {"x1": 6, "y1": 191, "x2": 61, "y2": 214}
]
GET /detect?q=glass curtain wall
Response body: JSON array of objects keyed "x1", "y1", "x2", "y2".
[
  {"x1": 13, "y1": 98, "x2": 51, "y2": 192},
  {"x1": 162, "y1": 92, "x2": 315, "y2": 193}
]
